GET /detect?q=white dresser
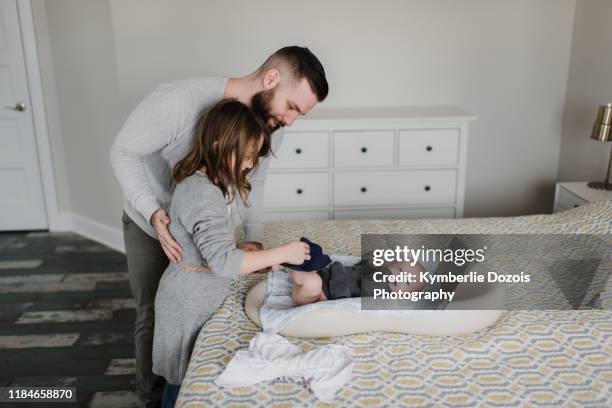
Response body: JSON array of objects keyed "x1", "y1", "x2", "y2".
[{"x1": 262, "y1": 107, "x2": 475, "y2": 222}]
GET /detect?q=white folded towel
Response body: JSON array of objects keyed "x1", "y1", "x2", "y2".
[{"x1": 215, "y1": 332, "x2": 353, "y2": 403}]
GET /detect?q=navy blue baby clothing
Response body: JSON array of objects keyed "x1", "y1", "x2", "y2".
[{"x1": 281, "y1": 237, "x2": 332, "y2": 271}]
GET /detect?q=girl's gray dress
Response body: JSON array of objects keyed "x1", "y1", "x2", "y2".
[{"x1": 152, "y1": 171, "x2": 245, "y2": 385}]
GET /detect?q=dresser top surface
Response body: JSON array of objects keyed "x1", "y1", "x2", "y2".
[{"x1": 301, "y1": 106, "x2": 476, "y2": 121}]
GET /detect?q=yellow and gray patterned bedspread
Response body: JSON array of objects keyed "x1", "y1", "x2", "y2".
[{"x1": 177, "y1": 201, "x2": 612, "y2": 407}]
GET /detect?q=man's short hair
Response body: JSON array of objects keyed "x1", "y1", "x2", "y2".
[{"x1": 259, "y1": 46, "x2": 328, "y2": 102}]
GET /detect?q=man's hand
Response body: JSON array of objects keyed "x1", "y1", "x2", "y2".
[{"x1": 150, "y1": 209, "x2": 183, "y2": 264}]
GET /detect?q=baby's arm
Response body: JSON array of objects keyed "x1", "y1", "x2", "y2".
[{"x1": 289, "y1": 270, "x2": 326, "y2": 305}]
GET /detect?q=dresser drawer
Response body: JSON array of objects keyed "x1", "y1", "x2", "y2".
[
  {"x1": 264, "y1": 173, "x2": 329, "y2": 208},
  {"x1": 334, "y1": 170, "x2": 457, "y2": 206},
  {"x1": 334, "y1": 207, "x2": 455, "y2": 220},
  {"x1": 399, "y1": 129, "x2": 459, "y2": 166},
  {"x1": 269, "y1": 131, "x2": 329, "y2": 169},
  {"x1": 556, "y1": 187, "x2": 588, "y2": 210},
  {"x1": 333, "y1": 131, "x2": 394, "y2": 167}
]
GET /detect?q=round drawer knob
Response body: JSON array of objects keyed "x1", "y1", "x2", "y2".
[
  {"x1": 296, "y1": 188, "x2": 303, "y2": 195},
  {"x1": 426, "y1": 145, "x2": 433, "y2": 152},
  {"x1": 360, "y1": 186, "x2": 367, "y2": 193},
  {"x1": 295, "y1": 148, "x2": 302, "y2": 154},
  {"x1": 424, "y1": 185, "x2": 431, "y2": 192},
  {"x1": 361, "y1": 146, "x2": 368, "y2": 153}
]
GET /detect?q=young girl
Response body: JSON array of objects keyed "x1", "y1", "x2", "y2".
[{"x1": 151, "y1": 99, "x2": 310, "y2": 403}]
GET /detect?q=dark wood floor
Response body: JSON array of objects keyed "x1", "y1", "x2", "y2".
[{"x1": 0, "y1": 231, "x2": 139, "y2": 407}]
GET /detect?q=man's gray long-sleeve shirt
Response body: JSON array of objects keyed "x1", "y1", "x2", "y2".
[{"x1": 110, "y1": 76, "x2": 281, "y2": 242}]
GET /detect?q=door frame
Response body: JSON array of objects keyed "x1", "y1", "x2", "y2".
[{"x1": 15, "y1": 0, "x2": 69, "y2": 231}]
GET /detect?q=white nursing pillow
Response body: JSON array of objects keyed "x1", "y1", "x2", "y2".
[{"x1": 245, "y1": 279, "x2": 505, "y2": 338}]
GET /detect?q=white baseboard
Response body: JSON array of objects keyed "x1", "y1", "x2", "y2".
[
  {"x1": 48, "y1": 211, "x2": 73, "y2": 231},
  {"x1": 70, "y1": 213, "x2": 125, "y2": 254}
]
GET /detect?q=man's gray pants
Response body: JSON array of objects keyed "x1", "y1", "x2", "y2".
[{"x1": 122, "y1": 212, "x2": 168, "y2": 407}]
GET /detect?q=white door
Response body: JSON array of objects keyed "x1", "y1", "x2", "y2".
[{"x1": 0, "y1": 0, "x2": 47, "y2": 230}]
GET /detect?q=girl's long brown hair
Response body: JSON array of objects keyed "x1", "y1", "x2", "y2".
[{"x1": 173, "y1": 99, "x2": 272, "y2": 205}]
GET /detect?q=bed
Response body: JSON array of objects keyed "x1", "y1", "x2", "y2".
[{"x1": 177, "y1": 200, "x2": 611, "y2": 407}]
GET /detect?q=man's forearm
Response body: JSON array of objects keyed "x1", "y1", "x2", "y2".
[
  {"x1": 110, "y1": 142, "x2": 161, "y2": 223},
  {"x1": 109, "y1": 83, "x2": 184, "y2": 223}
]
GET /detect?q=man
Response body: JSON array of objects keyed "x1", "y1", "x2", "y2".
[{"x1": 110, "y1": 46, "x2": 328, "y2": 407}]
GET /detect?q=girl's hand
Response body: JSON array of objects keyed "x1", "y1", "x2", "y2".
[{"x1": 282, "y1": 241, "x2": 311, "y2": 265}]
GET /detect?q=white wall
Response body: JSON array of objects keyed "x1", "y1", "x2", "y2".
[
  {"x1": 32, "y1": 0, "x2": 123, "y2": 237},
  {"x1": 35, "y1": 0, "x2": 578, "y2": 239},
  {"x1": 109, "y1": 0, "x2": 576, "y2": 218},
  {"x1": 559, "y1": 0, "x2": 612, "y2": 182}
]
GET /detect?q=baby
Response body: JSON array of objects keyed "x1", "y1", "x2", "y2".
[
  {"x1": 283, "y1": 238, "x2": 426, "y2": 305},
  {"x1": 289, "y1": 261, "x2": 426, "y2": 305}
]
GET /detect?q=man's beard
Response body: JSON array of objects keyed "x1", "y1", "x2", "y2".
[{"x1": 251, "y1": 88, "x2": 280, "y2": 131}]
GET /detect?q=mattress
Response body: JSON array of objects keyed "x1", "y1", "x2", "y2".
[{"x1": 177, "y1": 200, "x2": 612, "y2": 407}]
